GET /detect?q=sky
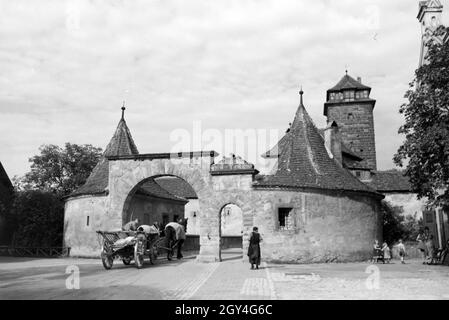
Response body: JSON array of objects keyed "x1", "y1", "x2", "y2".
[{"x1": 1, "y1": 0, "x2": 449, "y2": 178}]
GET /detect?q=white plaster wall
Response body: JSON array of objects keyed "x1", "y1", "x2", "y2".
[{"x1": 64, "y1": 195, "x2": 111, "y2": 257}]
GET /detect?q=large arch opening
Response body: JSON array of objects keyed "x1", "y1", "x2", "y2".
[
  {"x1": 122, "y1": 174, "x2": 201, "y2": 253},
  {"x1": 218, "y1": 203, "x2": 243, "y2": 262}
]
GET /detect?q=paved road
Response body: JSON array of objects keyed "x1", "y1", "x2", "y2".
[{"x1": 1, "y1": 251, "x2": 449, "y2": 300}]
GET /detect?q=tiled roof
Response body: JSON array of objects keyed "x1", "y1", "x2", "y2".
[
  {"x1": 365, "y1": 170, "x2": 413, "y2": 193},
  {"x1": 154, "y1": 176, "x2": 198, "y2": 199},
  {"x1": 254, "y1": 93, "x2": 381, "y2": 196},
  {"x1": 70, "y1": 114, "x2": 139, "y2": 197},
  {"x1": 261, "y1": 134, "x2": 287, "y2": 158},
  {"x1": 328, "y1": 74, "x2": 371, "y2": 92},
  {"x1": 137, "y1": 179, "x2": 188, "y2": 203},
  {"x1": 0, "y1": 161, "x2": 14, "y2": 194},
  {"x1": 264, "y1": 128, "x2": 364, "y2": 161},
  {"x1": 103, "y1": 117, "x2": 139, "y2": 157}
]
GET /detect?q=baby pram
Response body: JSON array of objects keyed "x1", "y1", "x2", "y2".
[{"x1": 372, "y1": 248, "x2": 384, "y2": 264}]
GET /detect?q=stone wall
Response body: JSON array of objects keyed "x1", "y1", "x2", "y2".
[
  {"x1": 64, "y1": 195, "x2": 109, "y2": 257},
  {"x1": 327, "y1": 103, "x2": 377, "y2": 170},
  {"x1": 251, "y1": 189, "x2": 382, "y2": 263}
]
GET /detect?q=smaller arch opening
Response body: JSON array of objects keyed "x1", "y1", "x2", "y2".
[{"x1": 218, "y1": 203, "x2": 243, "y2": 262}]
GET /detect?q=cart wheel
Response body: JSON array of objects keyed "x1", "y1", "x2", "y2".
[
  {"x1": 101, "y1": 251, "x2": 113, "y2": 270},
  {"x1": 135, "y1": 242, "x2": 144, "y2": 269},
  {"x1": 122, "y1": 257, "x2": 132, "y2": 265}
]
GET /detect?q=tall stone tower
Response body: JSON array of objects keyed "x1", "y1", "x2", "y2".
[
  {"x1": 324, "y1": 73, "x2": 377, "y2": 170},
  {"x1": 417, "y1": 0, "x2": 444, "y2": 67}
]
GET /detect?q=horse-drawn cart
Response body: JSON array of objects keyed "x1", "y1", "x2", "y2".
[
  {"x1": 96, "y1": 230, "x2": 156, "y2": 269},
  {"x1": 96, "y1": 229, "x2": 180, "y2": 270}
]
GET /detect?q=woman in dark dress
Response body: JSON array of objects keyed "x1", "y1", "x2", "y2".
[{"x1": 247, "y1": 227, "x2": 262, "y2": 269}]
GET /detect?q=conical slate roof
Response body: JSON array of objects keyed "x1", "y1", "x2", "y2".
[
  {"x1": 255, "y1": 92, "x2": 380, "y2": 195},
  {"x1": 328, "y1": 73, "x2": 371, "y2": 92},
  {"x1": 70, "y1": 109, "x2": 139, "y2": 197}
]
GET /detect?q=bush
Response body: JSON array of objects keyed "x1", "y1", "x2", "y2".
[{"x1": 10, "y1": 190, "x2": 64, "y2": 247}]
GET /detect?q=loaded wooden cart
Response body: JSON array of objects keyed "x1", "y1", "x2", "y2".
[{"x1": 96, "y1": 226, "x2": 181, "y2": 270}]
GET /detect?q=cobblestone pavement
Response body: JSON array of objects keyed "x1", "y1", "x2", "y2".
[{"x1": 1, "y1": 254, "x2": 448, "y2": 300}]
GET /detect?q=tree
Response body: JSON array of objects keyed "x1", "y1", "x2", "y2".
[
  {"x1": 382, "y1": 200, "x2": 425, "y2": 244},
  {"x1": 382, "y1": 201, "x2": 406, "y2": 244},
  {"x1": 394, "y1": 27, "x2": 449, "y2": 209},
  {"x1": 402, "y1": 213, "x2": 424, "y2": 242},
  {"x1": 10, "y1": 190, "x2": 64, "y2": 247},
  {"x1": 22, "y1": 143, "x2": 102, "y2": 197}
]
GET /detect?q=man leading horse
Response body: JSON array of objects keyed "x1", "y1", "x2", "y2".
[{"x1": 164, "y1": 218, "x2": 187, "y2": 260}]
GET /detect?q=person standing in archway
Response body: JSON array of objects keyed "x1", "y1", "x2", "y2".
[{"x1": 247, "y1": 227, "x2": 262, "y2": 270}]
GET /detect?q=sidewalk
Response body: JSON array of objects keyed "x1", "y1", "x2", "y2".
[{"x1": 191, "y1": 258, "x2": 275, "y2": 300}]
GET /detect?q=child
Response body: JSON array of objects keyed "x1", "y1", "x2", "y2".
[
  {"x1": 397, "y1": 239, "x2": 406, "y2": 264},
  {"x1": 372, "y1": 239, "x2": 383, "y2": 263},
  {"x1": 382, "y1": 241, "x2": 391, "y2": 263},
  {"x1": 425, "y1": 235, "x2": 436, "y2": 265}
]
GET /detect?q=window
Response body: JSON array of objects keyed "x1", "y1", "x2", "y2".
[
  {"x1": 278, "y1": 208, "x2": 294, "y2": 230},
  {"x1": 344, "y1": 90, "x2": 355, "y2": 101},
  {"x1": 363, "y1": 90, "x2": 369, "y2": 98},
  {"x1": 162, "y1": 214, "x2": 169, "y2": 226},
  {"x1": 355, "y1": 171, "x2": 361, "y2": 178},
  {"x1": 86, "y1": 216, "x2": 90, "y2": 227}
]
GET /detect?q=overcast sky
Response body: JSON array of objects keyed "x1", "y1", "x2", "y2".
[{"x1": 1, "y1": 0, "x2": 448, "y2": 178}]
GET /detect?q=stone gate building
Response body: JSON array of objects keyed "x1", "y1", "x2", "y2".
[{"x1": 64, "y1": 84, "x2": 385, "y2": 263}]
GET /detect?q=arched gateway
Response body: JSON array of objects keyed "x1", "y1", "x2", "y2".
[
  {"x1": 65, "y1": 91, "x2": 384, "y2": 263},
  {"x1": 106, "y1": 152, "x2": 258, "y2": 262}
]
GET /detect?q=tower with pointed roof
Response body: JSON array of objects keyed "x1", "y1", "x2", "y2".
[
  {"x1": 417, "y1": 0, "x2": 446, "y2": 67},
  {"x1": 258, "y1": 90, "x2": 376, "y2": 194},
  {"x1": 323, "y1": 73, "x2": 377, "y2": 170},
  {"x1": 71, "y1": 106, "x2": 139, "y2": 197}
]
